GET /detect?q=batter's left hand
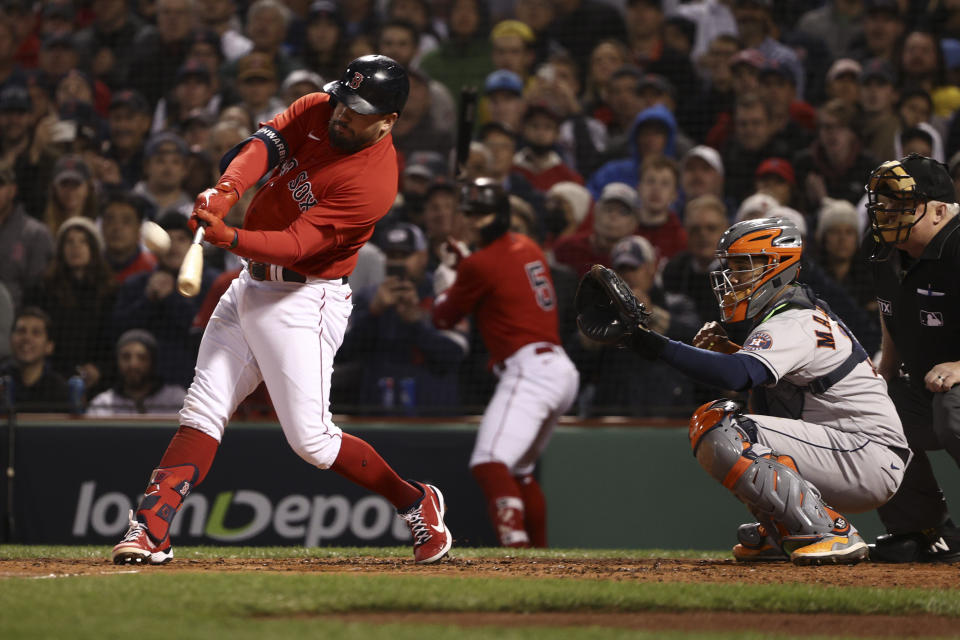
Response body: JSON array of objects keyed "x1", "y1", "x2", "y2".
[
  {"x1": 924, "y1": 362, "x2": 960, "y2": 392},
  {"x1": 193, "y1": 209, "x2": 238, "y2": 249}
]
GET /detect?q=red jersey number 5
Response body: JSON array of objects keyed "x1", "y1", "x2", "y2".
[{"x1": 525, "y1": 260, "x2": 555, "y2": 311}]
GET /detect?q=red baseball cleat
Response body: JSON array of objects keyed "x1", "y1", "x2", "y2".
[
  {"x1": 112, "y1": 510, "x2": 174, "y2": 565},
  {"x1": 399, "y1": 481, "x2": 453, "y2": 564}
]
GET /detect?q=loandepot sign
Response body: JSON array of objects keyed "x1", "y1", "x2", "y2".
[{"x1": 72, "y1": 481, "x2": 412, "y2": 546}]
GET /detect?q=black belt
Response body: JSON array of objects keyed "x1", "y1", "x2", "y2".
[
  {"x1": 248, "y1": 262, "x2": 347, "y2": 284},
  {"x1": 889, "y1": 446, "x2": 910, "y2": 466}
]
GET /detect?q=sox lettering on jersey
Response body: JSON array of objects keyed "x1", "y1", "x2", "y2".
[{"x1": 288, "y1": 169, "x2": 319, "y2": 212}]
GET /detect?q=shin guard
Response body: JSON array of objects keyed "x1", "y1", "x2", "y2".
[{"x1": 136, "y1": 464, "x2": 199, "y2": 545}]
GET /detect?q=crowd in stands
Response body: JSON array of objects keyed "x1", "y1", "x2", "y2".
[{"x1": 1, "y1": 0, "x2": 957, "y2": 418}]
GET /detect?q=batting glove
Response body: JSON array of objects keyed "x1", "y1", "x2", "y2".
[
  {"x1": 193, "y1": 209, "x2": 238, "y2": 249},
  {"x1": 188, "y1": 181, "x2": 239, "y2": 233}
]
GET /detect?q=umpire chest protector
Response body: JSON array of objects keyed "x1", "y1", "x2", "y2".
[{"x1": 871, "y1": 215, "x2": 960, "y2": 389}]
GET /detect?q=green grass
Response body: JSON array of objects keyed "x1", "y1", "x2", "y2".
[{"x1": 1, "y1": 546, "x2": 958, "y2": 640}]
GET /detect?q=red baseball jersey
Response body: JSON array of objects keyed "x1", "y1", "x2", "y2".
[
  {"x1": 433, "y1": 233, "x2": 560, "y2": 365},
  {"x1": 232, "y1": 92, "x2": 398, "y2": 278}
]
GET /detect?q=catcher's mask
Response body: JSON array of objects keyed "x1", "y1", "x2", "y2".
[
  {"x1": 710, "y1": 217, "x2": 802, "y2": 323},
  {"x1": 460, "y1": 177, "x2": 510, "y2": 245},
  {"x1": 865, "y1": 153, "x2": 956, "y2": 259}
]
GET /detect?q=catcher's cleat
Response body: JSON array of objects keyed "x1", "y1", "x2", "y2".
[
  {"x1": 785, "y1": 516, "x2": 868, "y2": 566},
  {"x1": 870, "y1": 527, "x2": 960, "y2": 563},
  {"x1": 399, "y1": 481, "x2": 453, "y2": 564},
  {"x1": 732, "y1": 522, "x2": 788, "y2": 562},
  {"x1": 112, "y1": 510, "x2": 174, "y2": 565}
]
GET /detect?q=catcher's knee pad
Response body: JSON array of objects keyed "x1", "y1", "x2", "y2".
[
  {"x1": 136, "y1": 464, "x2": 198, "y2": 545},
  {"x1": 689, "y1": 400, "x2": 836, "y2": 538}
]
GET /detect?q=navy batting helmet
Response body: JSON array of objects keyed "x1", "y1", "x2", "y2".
[
  {"x1": 460, "y1": 177, "x2": 510, "y2": 244},
  {"x1": 323, "y1": 55, "x2": 409, "y2": 115}
]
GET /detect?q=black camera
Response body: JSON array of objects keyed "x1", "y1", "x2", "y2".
[{"x1": 386, "y1": 263, "x2": 408, "y2": 280}]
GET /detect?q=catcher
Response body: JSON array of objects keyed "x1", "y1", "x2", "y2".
[{"x1": 576, "y1": 217, "x2": 909, "y2": 564}]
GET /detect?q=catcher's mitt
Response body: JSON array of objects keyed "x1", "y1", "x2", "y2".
[{"x1": 575, "y1": 264, "x2": 668, "y2": 358}]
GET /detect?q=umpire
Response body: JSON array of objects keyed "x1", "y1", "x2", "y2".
[{"x1": 865, "y1": 153, "x2": 960, "y2": 562}]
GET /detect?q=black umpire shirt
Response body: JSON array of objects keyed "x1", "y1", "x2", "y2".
[{"x1": 872, "y1": 215, "x2": 960, "y2": 388}]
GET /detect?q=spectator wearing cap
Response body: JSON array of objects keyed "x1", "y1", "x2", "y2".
[
  {"x1": 153, "y1": 58, "x2": 222, "y2": 135},
  {"x1": 337, "y1": 222, "x2": 467, "y2": 415},
  {"x1": 587, "y1": 103, "x2": 678, "y2": 201},
  {"x1": 477, "y1": 121, "x2": 545, "y2": 225},
  {"x1": 378, "y1": 18, "x2": 457, "y2": 133},
  {"x1": 0, "y1": 307, "x2": 71, "y2": 413},
  {"x1": 42, "y1": 155, "x2": 98, "y2": 236},
  {"x1": 548, "y1": 0, "x2": 627, "y2": 84},
  {"x1": 482, "y1": 68, "x2": 526, "y2": 131},
  {"x1": 112, "y1": 210, "x2": 217, "y2": 387},
  {"x1": 24, "y1": 216, "x2": 116, "y2": 391},
  {"x1": 0, "y1": 85, "x2": 52, "y2": 219},
  {"x1": 196, "y1": 0, "x2": 252, "y2": 62},
  {"x1": 815, "y1": 197, "x2": 876, "y2": 315},
  {"x1": 73, "y1": 0, "x2": 149, "y2": 91},
  {"x1": 126, "y1": 0, "x2": 198, "y2": 106},
  {"x1": 554, "y1": 181, "x2": 638, "y2": 278},
  {"x1": 417, "y1": 177, "x2": 462, "y2": 270},
  {"x1": 419, "y1": 0, "x2": 494, "y2": 102},
  {"x1": 133, "y1": 132, "x2": 193, "y2": 218},
  {"x1": 732, "y1": 0, "x2": 805, "y2": 94},
  {"x1": 720, "y1": 92, "x2": 792, "y2": 206},
  {"x1": 490, "y1": 19, "x2": 536, "y2": 82},
  {"x1": 859, "y1": 59, "x2": 900, "y2": 162},
  {"x1": 758, "y1": 60, "x2": 815, "y2": 149},
  {"x1": 624, "y1": 0, "x2": 700, "y2": 122},
  {"x1": 391, "y1": 69, "x2": 455, "y2": 161},
  {"x1": 569, "y1": 233, "x2": 696, "y2": 418},
  {"x1": 899, "y1": 125, "x2": 938, "y2": 160},
  {"x1": 87, "y1": 328, "x2": 188, "y2": 415},
  {"x1": 513, "y1": 102, "x2": 584, "y2": 195},
  {"x1": 231, "y1": 52, "x2": 286, "y2": 126},
  {"x1": 754, "y1": 157, "x2": 796, "y2": 208},
  {"x1": 679, "y1": 145, "x2": 737, "y2": 217},
  {"x1": 99, "y1": 191, "x2": 156, "y2": 283},
  {"x1": 848, "y1": 0, "x2": 906, "y2": 66},
  {"x1": 398, "y1": 151, "x2": 449, "y2": 224},
  {"x1": 281, "y1": 69, "x2": 323, "y2": 106},
  {"x1": 826, "y1": 58, "x2": 863, "y2": 109},
  {"x1": 0, "y1": 166, "x2": 54, "y2": 309},
  {"x1": 796, "y1": 1, "x2": 865, "y2": 60},
  {"x1": 104, "y1": 90, "x2": 153, "y2": 189},
  {"x1": 793, "y1": 98, "x2": 880, "y2": 212},
  {"x1": 635, "y1": 155, "x2": 686, "y2": 260}
]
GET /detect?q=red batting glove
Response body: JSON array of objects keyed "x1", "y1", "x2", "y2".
[
  {"x1": 189, "y1": 181, "x2": 239, "y2": 233},
  {"x1": 193, "y1": 209, "x2": 238, "y2": 249}
]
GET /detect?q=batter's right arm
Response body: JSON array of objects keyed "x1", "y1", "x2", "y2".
[{"x1": 877, "y1": 316, "x2": 900, "y2": 382}]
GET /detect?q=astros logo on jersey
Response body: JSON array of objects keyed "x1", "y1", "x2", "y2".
[
  {"x1": 348, "y1": 72, "x2": 364, "y2": 89},
  {"x1": 743, "y1": 331, "x2": 773, "y2": 351}
]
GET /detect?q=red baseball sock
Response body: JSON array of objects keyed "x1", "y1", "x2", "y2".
[
  {"x1": 137, "y1": 426, "x2": 219, "y2": 543},
  {"x1": 331, "y1": 433, "x2": 422, "y2": 510},
  {"x1": 517, "y1": 474, "x2": 548, "y2": 548},
  {"x1": 471, "y1": 462, "x2": 530, "y2": 547}
]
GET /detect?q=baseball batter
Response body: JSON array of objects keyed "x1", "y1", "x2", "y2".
[
  {"x1": 576, "y1": 217, "x2": 908, "y2": 564},
  {"x1": 432, "y1": 178, "x2": 579, "y2": 547},
  {"x1": 112, "y1": 56, "x2": 452, "y2": 565}
]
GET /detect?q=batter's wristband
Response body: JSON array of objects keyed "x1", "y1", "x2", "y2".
[
  {"x1": 228, "y1": 229, "x2": 239, "y2": 249},
  {"x1": 218, "y1": 125, "x2": 288, "y2": 173}
]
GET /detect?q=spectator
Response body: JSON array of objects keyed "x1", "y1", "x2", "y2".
[
  {"x1": 848, "y1": 0, "x2": 905, "y2": 66},
  {"x1": 899, "y1": 29, "x2": 946, "y2": 98},
  {"x1": 298, "y1": 0, "x2": 348, "y2": 81},
  {"x1": 721, "y1": 92, "x2": 791, "y2": 206},
  {"x1": 126, "y1": 0, "x2": 196, "y2": 106},
  {"x1": 206, "y1": 119, "x2": 250, "y2": 179},
  {"x1": 513, "y1": 102, "x2": 583, "y2": 193},
  {"x1": 386, "y1": 150, "x2": 448, "y2": 231},
  {"x1": 554, "y1": 181, "x2": 638, "y2": 277},
  {"x1": 0, "y1": 166, "x2": 53, "y2": 309},
  {"x1": 74, "y1": 0, "x2": 149, "y2": 90},
  {"x1": 112, "y1": 211, "x2": 217, "y2": 387},
  {"x1": 419, "y1": 0, "x2": 494, "y2": 103},
  {"x1": 514, "y1": 0, "x2": 558, "y2": 67},
  {"x1": 280, "y1": 69, "x2": 324, "y2": 106},
  {"x1": 859, "y1": 59, "x2": 900, "y2": 162},
  {"x1": 548, "y1": 0, "x2": 627, "y2": 79},
  {"x1": 689, "y1": 34, "x2": 741, "y2": 142},
  {"x1": 0, "y1": 307, "x2": 70, "y2": 412},
  {"x1": 104, "y1": 90, "x2": 153, "y2": 189},
  {"x1": 679, "y1": 145, "x2": 727, "y2": 211},
  {"x1": 24, "y1": 216, "x2": 116, "y2": 392},
  {"x1": 390, "y1": 70, "x2": 454, "y2": 159},
  {"x1": 796, "y1": 0, "x2": 865, "y2": 60},
  {"x1": 133, "y1": 132, "x2": 193, "y2": 218},
  {"x1": 758, "y1": 60, "x2": 815, "y2": 150},
  {"x1": 826, "y1": 58, "x2": 863, "y2": 109},
  {"x1": 421, "y1": 179, "x2": 462, "y2": 270},
  {"x1": 87, "y1": 328, "x2": 187, "y2": 415},
  {"x1": 100, "y1": 190, "x2": 157, "y2": 284},
  {"x1": 0, "y1": 85, "x2": 55, "y2": 220},
  {"x1": 663, "y1": 194, "x2": 729, "y2": 325},
  {"x1": 338, "y1": 223, "x2": 466, "y2": 415},
  {"x1": 543, "y1": 181, "x2": 591, "y2": 250},
  {"x1": 898, "y1": 86, "x2": 934, "y2": 131},
  {"x1": 477, "y1": 121, "x2": 543, "y2": 220},
  {"x1": 597, "y1": 65, "x2": 645, "y2": 150},
  {"x1": 899, "y1": 125, "x2": 937, "y2": 160},
  {"x1": 385, "y1": 0, "x2": 442, "y2": 65},
  {"x1": 815, "y1": 197, "x2": 875, "y2": 315},
  {"x1": 197, "y1": 0, "x2": 252, "y2": 62},
  {"x1": 0, "y1": 19, "x2": 27, "y2": 93},
  {"x1": 153, "y1": 59, "x2": 221, "y2": 134},
  {"x1": 42, "y1": 155, "x2": 98, "y2": 236},
  {"x1": 232, "y1": 52, "x2": 285, "y2": 126},
  {"x1": 635, "y1": 155, "x2": 686, "y2": 260},
  {"x1": 490, "y1": 19, "x2": 536, "y2": 81},
  {"x1": 483, "y1": 69, "x2": 526, "y2": 131},
  {"x1": 569, "y1": 234, "x2": 694, "y2": 417},
  {"x1": 582, "y1": 39, "x2": 632, "y2": 127},
  {"x1": 224, "y1": 0, "x2": 303, "y2": 87},
  {"x1": 624, "y1": 0, "x2": 699, "y2": 113},
  {"x1": 587, "y1": 103, "x2": 677, "y2": 200},
  {"x1": 754, "y1": 157, "x2": 796, "y2": 208},
  {"x1": 731, "y1": 0, "x2": 804, "y2": 94}
]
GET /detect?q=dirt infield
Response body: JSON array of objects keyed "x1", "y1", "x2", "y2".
[{"x1": 4, "y1": 556, "x2": 959, "y2": 637}]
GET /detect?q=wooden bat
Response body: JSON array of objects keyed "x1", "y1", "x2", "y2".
[
  {"x1": 177, "y1": 227, "x2": 205, "y2": 297},
  {"x1": 454, "y1": 86, "x2": 477, "y2": 179}
]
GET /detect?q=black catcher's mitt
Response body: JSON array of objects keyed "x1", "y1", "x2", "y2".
[{"x1": 575, "y1": 264, "x2": 667, "y2": 358}]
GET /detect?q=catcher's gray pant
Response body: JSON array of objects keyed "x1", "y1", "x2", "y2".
[{"x1": 877, "y1": 377, "x2": 960, "y2": 534}]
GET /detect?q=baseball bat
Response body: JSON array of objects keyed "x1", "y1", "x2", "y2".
[
  {"x1": 177, "y1": 227, "x2": 205, "y2": 297},
  {"x1": 454, "y1": 86, "x2": 478, "y2": 179}
]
